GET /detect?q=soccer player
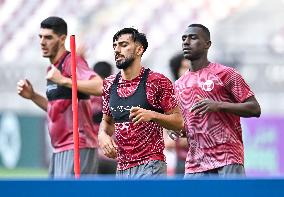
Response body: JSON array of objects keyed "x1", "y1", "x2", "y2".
[
  {"x1": 98, "y1": 27, "x2": 184, "y2": 179},
  {"x1": 17, "y1": 16, "x2": 103, "y2": 178},
  {"x1": 175, "y1": 24, "x2": 261, "y2": 177}
]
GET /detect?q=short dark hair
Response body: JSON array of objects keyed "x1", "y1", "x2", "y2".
[
  {"x1": 113, "y1": 27, "x2": 148, "y2": 54},
  {"x1": 40, "y1": 16, "x2": 67, "y2": 35},
  {"x1": 188, "y1": 24, "x2": 210, "y2": 40},
  {"x1": 93, "y1": 61, "x2": 113, "y2": 79},
  {"x1": 169, "y1": 53, "x2": 184, "y2": 80}
]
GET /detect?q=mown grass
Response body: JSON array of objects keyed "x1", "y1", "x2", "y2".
[{"x1": 0, "y1": 168, "x2": 48, "y2": 178}]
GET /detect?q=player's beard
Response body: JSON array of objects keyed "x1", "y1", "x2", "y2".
[
  {"x1": 183, "y1": 49, "x2": 204, "y2": 61},
  {"x1": 116, "y1": 56, "x2": 135, "y2": 70},
  {"x1": 43, "y1": 41, "x2": 60, "y2": 59}
]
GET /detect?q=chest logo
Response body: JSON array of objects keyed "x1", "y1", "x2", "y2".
[
  {"x1": 202, "y1": 80, "x2": 214, "y2": 91},
  {"x1": 46, "y1": 84, "x2": 58, "y2": 92}
]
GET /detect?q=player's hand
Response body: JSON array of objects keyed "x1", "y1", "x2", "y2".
[
  {"x1": 98, "y1": 132, "x2": 118, "y2": 159},
  {"x1": 190, "y1": 95, "x2": 220, "y2": 116},
  {"x1": 46, "y1": 65, "x2": 66, "y2": 85},
  {"x1": 129, "y1": 106, "x2": 154, "y2": 126},
  {"x1": 17, "y1": 79, "x2": 35, "y2": 100}
]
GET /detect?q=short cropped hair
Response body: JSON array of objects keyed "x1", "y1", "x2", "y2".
[
  {"x1": 93, "y1": 61, "x2": 113, "y2": 79},
  {"x1": 40, "y1": 16, "x2": 67, "y2": 35},
  {"x1": 113, "y1": 27, "x2": 148, "y2": 54},
  {"x1": 188, "y1": 24, "x2": 210, "y2": 40}
]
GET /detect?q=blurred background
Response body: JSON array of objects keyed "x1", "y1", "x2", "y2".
[{"x1": 0, "y1": 0, "x2": 283, "y2": 178}]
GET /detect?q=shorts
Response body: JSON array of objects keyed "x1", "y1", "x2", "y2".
[
  {"x1": 49, "y1": 148, "x2": 98, "y2": 178},
  {"x1": 184, "y1": 164, "x2": 245, "y2": 178},
  {"x1": 116, "y1": 160, "x2": 167, "y2": 179}
]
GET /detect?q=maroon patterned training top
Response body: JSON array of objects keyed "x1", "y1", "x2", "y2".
[{"x1": 102, "y1": 67, "x2": 179, "y2": 170}]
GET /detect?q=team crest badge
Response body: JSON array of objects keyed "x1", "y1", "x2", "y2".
[{"x1": 202, "y1": 80, "x2": 214, "y2": 91}]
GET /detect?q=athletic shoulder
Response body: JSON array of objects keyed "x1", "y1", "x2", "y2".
[
  {"x1": 210, "y1": 62, "x2": 241, "y2": 76},
  {"x1": 63, "y1": 53, "x2": 88, "y2": 67},
  {"x1": 104, "y1": 74, "x2": 116, "y2": 86},
  {"x1": 147, "y1": 69, "x2": 172, "y2": 84},
  {"x1": 105, "y1": 74, "x2": 116, "y2": 82}
]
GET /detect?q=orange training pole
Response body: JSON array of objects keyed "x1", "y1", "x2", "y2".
[{"x1": 70, "y1": 35, "x2": 80, "y2": 178}]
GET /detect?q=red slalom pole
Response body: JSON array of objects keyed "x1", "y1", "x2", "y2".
[{"x1": 70, "y1": 35, "x2": 80, "y2": 178}]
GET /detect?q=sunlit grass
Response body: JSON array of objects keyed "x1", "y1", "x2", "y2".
[{"x1": 0, "y1": 168, "x2": 48, "y2": 178}]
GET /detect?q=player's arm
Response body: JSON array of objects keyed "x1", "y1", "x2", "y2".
[
  {"x1": 217, "y1": 96, "x2": 261, "y2": 117},
  {"x1": 17, "y1": 79, "x2": 48, "y2": 111},
  {"x1": 46, "y1": 65, "x2": 103, "y2": 96},
  {"x1": 191, "y1": 95, "x2": 261, "y2": 118},
  {"x1": 98, "y1": 114, "x2": 117, "y2": 159},
  {"x1": 129, "y1": 106, "x2": 184, "y2": 131},
  {"x1": 29, "y1": 92, "x2": 48, "y2": 112},
  {"x1": 61, "y1": 75, "x2": 103, "y2": 96}
]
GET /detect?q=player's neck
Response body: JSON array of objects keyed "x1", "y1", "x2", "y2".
[
  {"x1": 121, "y1": 60, "x2": 142, "y2": 80},
  {"x1": 50, "y1": 47, "x2": 66, "y2": 64},
  {"x1": 190, "y1": 58, "x2": 210, "y2": 72}
]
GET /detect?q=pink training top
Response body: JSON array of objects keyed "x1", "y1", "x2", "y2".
[
  {"x1": 175, "y1": 63, "x2": 254, "y2": 173},
  {"x1": 47, "y1": 52, "x2": 98, "y2": 153},
  {"x1": 102, "y1": 67, "x2": 179, "y2": 170}
]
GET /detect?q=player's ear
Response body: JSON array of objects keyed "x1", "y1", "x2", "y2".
[
  {"x1": 60, "y1": 34, "x2": 67, "y2": 43},
  {"x1": 205, "y1": 40, "x2": 211, "y2": 49},
  {"x1": 136, "y1": 44, "x2": 144, "y2": 56}
]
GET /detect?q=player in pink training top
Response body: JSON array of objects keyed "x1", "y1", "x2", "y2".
[
  {"x1": 175, "y1": 24, "x2": 261, "y2": 178},
  {"x1": 17, "y1": 16, "x2": 103, "y2": 178},
  {"x1": 98, "y1": 27, "x2": 184, "y2": 179}
]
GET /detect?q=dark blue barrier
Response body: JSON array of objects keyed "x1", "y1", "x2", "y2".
[{"x1": 0, "y1": 177, "x2": 283, "y2": 197}]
